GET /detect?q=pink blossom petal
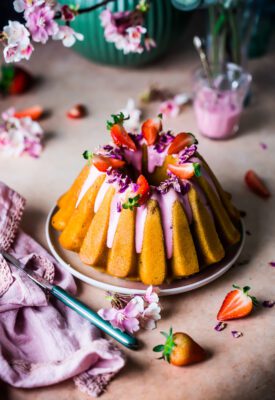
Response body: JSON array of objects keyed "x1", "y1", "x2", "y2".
[
  {"x1": 144, "y1": 285, "x2": 159, "y2": 304},
  {"x1": 124, "y1": 296, "x2": 144, "y2": 317},
  {"x1": 214, "y1": 322, "x2": 227, "y2": 332},
  {"x1": 231, "y1": 330, "x2": 243, "y2": 338}
]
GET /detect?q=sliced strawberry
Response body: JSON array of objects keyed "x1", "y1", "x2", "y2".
[
  {"x1": 92, "y1": 154, "x2": 125, "y2": 172},
  {"x1": 14, "y1": 105, "x2": 43, "y2": 121},
  {"x1": 217, "y1": 285, "x2": 257, "y2": 321},
  {"x1": 167, "y1": 162, "x2": 201, "y2": 180},
  {"x1": 110, "y1": 124, "x2": 137, "y2": 151},
  {"x1": 168, "y1": 132, "x2": 198, "y2": 155},
  {"x1": 136, "y1": 174, "x2": 150, "y2": 205},
  {"x1": 67, "y1": 104, "x2": 87, "y2": 119},
  {"x1": 245, "y1": 170, "x2": 270, "y2": 198},
  {"x1": 141, "y1": 117, "x2": 162, "y2": 145}
]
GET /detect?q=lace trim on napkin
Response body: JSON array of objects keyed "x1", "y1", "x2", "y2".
[
  {"x1": 0, "y1": 256, "x2": 13, "y2": 296},
  {"x1": 74, "y1": 372, "x2": 116, "y2": 398},
  {"x1": 0, "y1": 189, "x2": 25, "y2": 251}
]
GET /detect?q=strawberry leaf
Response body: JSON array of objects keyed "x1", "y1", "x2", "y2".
[
  {"x1": 153, "y1": 345, "x2": 165, "y2": 352},
  {"x1": 122, "y1": 195, "x2": 141, "y2": 211},
  {"x1": 193, "y1": 162, "x2": 201, "y2": 177},
  {"x1": 82, "y1": 150, "x2": 93, "y2": 164},
  {"x1": 106, "y1": 112, "x2": 130, "y2": 130}
]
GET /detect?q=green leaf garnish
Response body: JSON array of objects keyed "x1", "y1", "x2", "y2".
[
  {"x1": 106, "y1": 112, "x2": 130, "y2": 130},
  {"x1": 232, "y1": 284, "x2": 258, "y2": 306},
  {"x1": 193, "y1": 162, "x2": 201, "y2": 177},
  {"x1": 153, "y1": 327, "x2": 176, "y2": 363},
  {"x1": 122, "y1": 195, "x2": 141, "y2": 211},
  {"x1": 82, "y1": 150, "x2": 93, "y2": 165}
]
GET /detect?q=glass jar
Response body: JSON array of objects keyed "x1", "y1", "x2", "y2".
[{"x1": 193, "y1": 63, "x2": 252, "y2": 139}]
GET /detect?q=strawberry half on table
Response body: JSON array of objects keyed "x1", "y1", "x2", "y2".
[
  {"x1": 245, "y1": 170, "x2": 270, "y2": 198},
  {"x1": 14, "y1": 105, "x2": 43, "y2": 121},
  {"x1": 0, "y1": 65, "x2": 33, "y2": 95},
  {"x1": 107, "y1": 112, "x2": 137, "y2": 151},
  {"x1": 168, "y1": 132, "x2": 198, "y2": 155},
  {"x1": 141, "y1": 115, "x2": 163, "y2": 145},
  {"x1": 217, "y1": 285, "x2": 258, "y2": 321}
]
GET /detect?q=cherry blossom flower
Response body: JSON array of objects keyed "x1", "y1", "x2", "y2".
[
  {"x1": 144, "y1": 285, "x2": 159, "y2": 304},
  {"x1": 100, "y1": 7, "x2": 152, "y2": 55},
  {"x1": 98, "y1": 296, "x2": 144, "y2": 334},
  {"x1": 13, "y1": 0, "x2": 45, "y2": 13},
  {"x1": 159, "y1": 93, "x2": 191, "y2": 118},
  {"x1": 0, "y1": 108, "x2": 44, "y2": 158},
  {"x1": 119, "y1": 98, "x2": 141, "y2": 131},
  {"x1": 52, "y1": 26, "x2": 84, "y2": 47},
  {"x1": 98, "y1": 286, "x2": 161, "y2": 334},
  {"x1": 140, "y1": 302, "x2": 161, "y2": 330},
  {"x1": 25, "y1": 3, "x2": 58, "y2": 44},
  {"x1": 2, "y1": 21, "x2": 33, "y2": 63},
  {"x1": 159, "y1": 99, "x2": 180, "y2": 118}
]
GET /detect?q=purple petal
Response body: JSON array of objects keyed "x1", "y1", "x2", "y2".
[
  {"x1": 214, "y1": 322, "x2": 227, "y2": 332},
  {"x1": 259, "y1": 142, "x2": 268, "y2": 150},
  {"x1": 269, "y1": 262, "x2": 275, "y2": 267},
  {"x1": 231, "y1": 330, "x2": 243, "y2": 338},
  {"x1": 262, "y1": 300, "x2": 275, "y2": 308},
  {"x1": 117, "y1": 202, "x2": 122, "y2": 212}
]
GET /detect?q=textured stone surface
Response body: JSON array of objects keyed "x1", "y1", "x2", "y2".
[{"x1": 0, "y1": 38, "x2": 275, "y2": 400}]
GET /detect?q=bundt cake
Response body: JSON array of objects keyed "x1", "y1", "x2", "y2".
[{"x1": 51, "y1": 113, "x2": 241, "y2": 285}]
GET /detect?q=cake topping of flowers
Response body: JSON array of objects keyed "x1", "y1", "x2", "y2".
[
  {"x1": 122, "y1": 175, "x2": 150, "y2": 210},
  {"x1": 178, "y1": 143, "x2": 197, "y2": 164},
  {"x1": 157, "y1": 171, "x2": 190, "y2": 195},
  {"x1": 107, "y1": 112, "x2": 137, "y2": 151},
  {"x1": 153, "y1": 131, "x2": 174, "y2": 153},
  {"x1": 141, "y1": 114, "x2": 163, "y2": 145},
  {"x1": 168, "y1": 162, "x2": 201, "y2": 180},
  {"x1": 168, "y1": 132, "x2": 198, "y2": 155}
]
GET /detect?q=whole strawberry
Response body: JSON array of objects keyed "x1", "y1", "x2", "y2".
[
  {"x1": 0, "y1": 65, "x2": 33, "y2": 95},
  {"x1": 153, "y1": 328, "x2": 206, "y2": 367}
]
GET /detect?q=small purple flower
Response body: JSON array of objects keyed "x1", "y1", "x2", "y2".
[
  {"x1": 116, "y1": 202, "x2": 122, "y2": 213},
  {"x1": 214, "y1": 322, "x2": 227, "y2": 332},
  {"x1": 262, "y1": 300, "x2": 275, "y2": 308},
  {"x1": 269, "y1": 262, "x2": 275, "y2": 268},
  {"x1": 26, "y1": 4, "x2": 58, "y2": 44},
  {"x1": 157, "y1": 173, "x2": 190, "y2": 195},
  {"x1": 178, "y1": 144, "x2": 197, "y2": 164},
  {"x1": 153, "y1": 131, "x2": 174, "y2": 153},
  {"x1": 231, "y1": 330, "x2": 243, "y2": 338}
]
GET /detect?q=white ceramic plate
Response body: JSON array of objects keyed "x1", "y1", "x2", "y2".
[{"x1": 46, "y1": 205, "x2": 245, "y2": 296}]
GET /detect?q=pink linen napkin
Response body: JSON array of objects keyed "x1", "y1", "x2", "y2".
[{"x1": 0, "y1": 181, "x2": 125, "y2": 397}]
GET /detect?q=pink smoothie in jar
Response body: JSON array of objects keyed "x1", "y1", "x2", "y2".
[
  {"x1": 193, "y1": 63, "x2": 251, "y2": 140},
  {"x1": 194, "y1": 86, "x2": 242, "y2": 139}
]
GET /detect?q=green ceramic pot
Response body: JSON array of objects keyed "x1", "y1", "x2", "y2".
[{"x1": 58, "y1": 0, "x2": 188, "y2": 67}]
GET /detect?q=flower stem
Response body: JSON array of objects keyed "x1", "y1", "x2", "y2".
[{"x1": 77, "y1": 0, "x2": 116, "y2": 15}]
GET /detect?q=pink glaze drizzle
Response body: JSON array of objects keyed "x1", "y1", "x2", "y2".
[
  {"x1": 107, "y1": 192, "x2": 121, "y2": 248},
  {"x1": 124, "y1": 148, "x2": 143, "y2": 173},
  {"x1": 76, "y1": 165, "x2": 103, "y2": 208},
  {"x1": 94, "y1": 178, "x2": 111, "y2": 213},
  {"x1": 147, "y1": 146, "x2": 168, "y2": 173},
  {"x1": 135, "y1": 205, "x2": 148, "y2": 253}
]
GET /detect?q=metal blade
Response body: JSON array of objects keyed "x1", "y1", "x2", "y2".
[{"x1": 0, "y1": 250, "x2": 53, "y2": 291}]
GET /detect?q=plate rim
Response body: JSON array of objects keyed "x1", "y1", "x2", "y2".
[{"x1": 45, "y1": 205, "x2": 245, "y2": 296}]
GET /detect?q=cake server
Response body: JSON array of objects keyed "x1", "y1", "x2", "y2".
[{"x1": 0, "y1": 250, "x2": 139, "y2": 350}]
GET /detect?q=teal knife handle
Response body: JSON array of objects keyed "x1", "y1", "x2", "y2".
[{"x1": 51, "y1": 286, "x2": 139, "y2": 350}]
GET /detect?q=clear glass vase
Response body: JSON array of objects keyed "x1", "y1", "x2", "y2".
[{"x1": 193, "y1": 63, "x2": 252, "y2": 140}]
